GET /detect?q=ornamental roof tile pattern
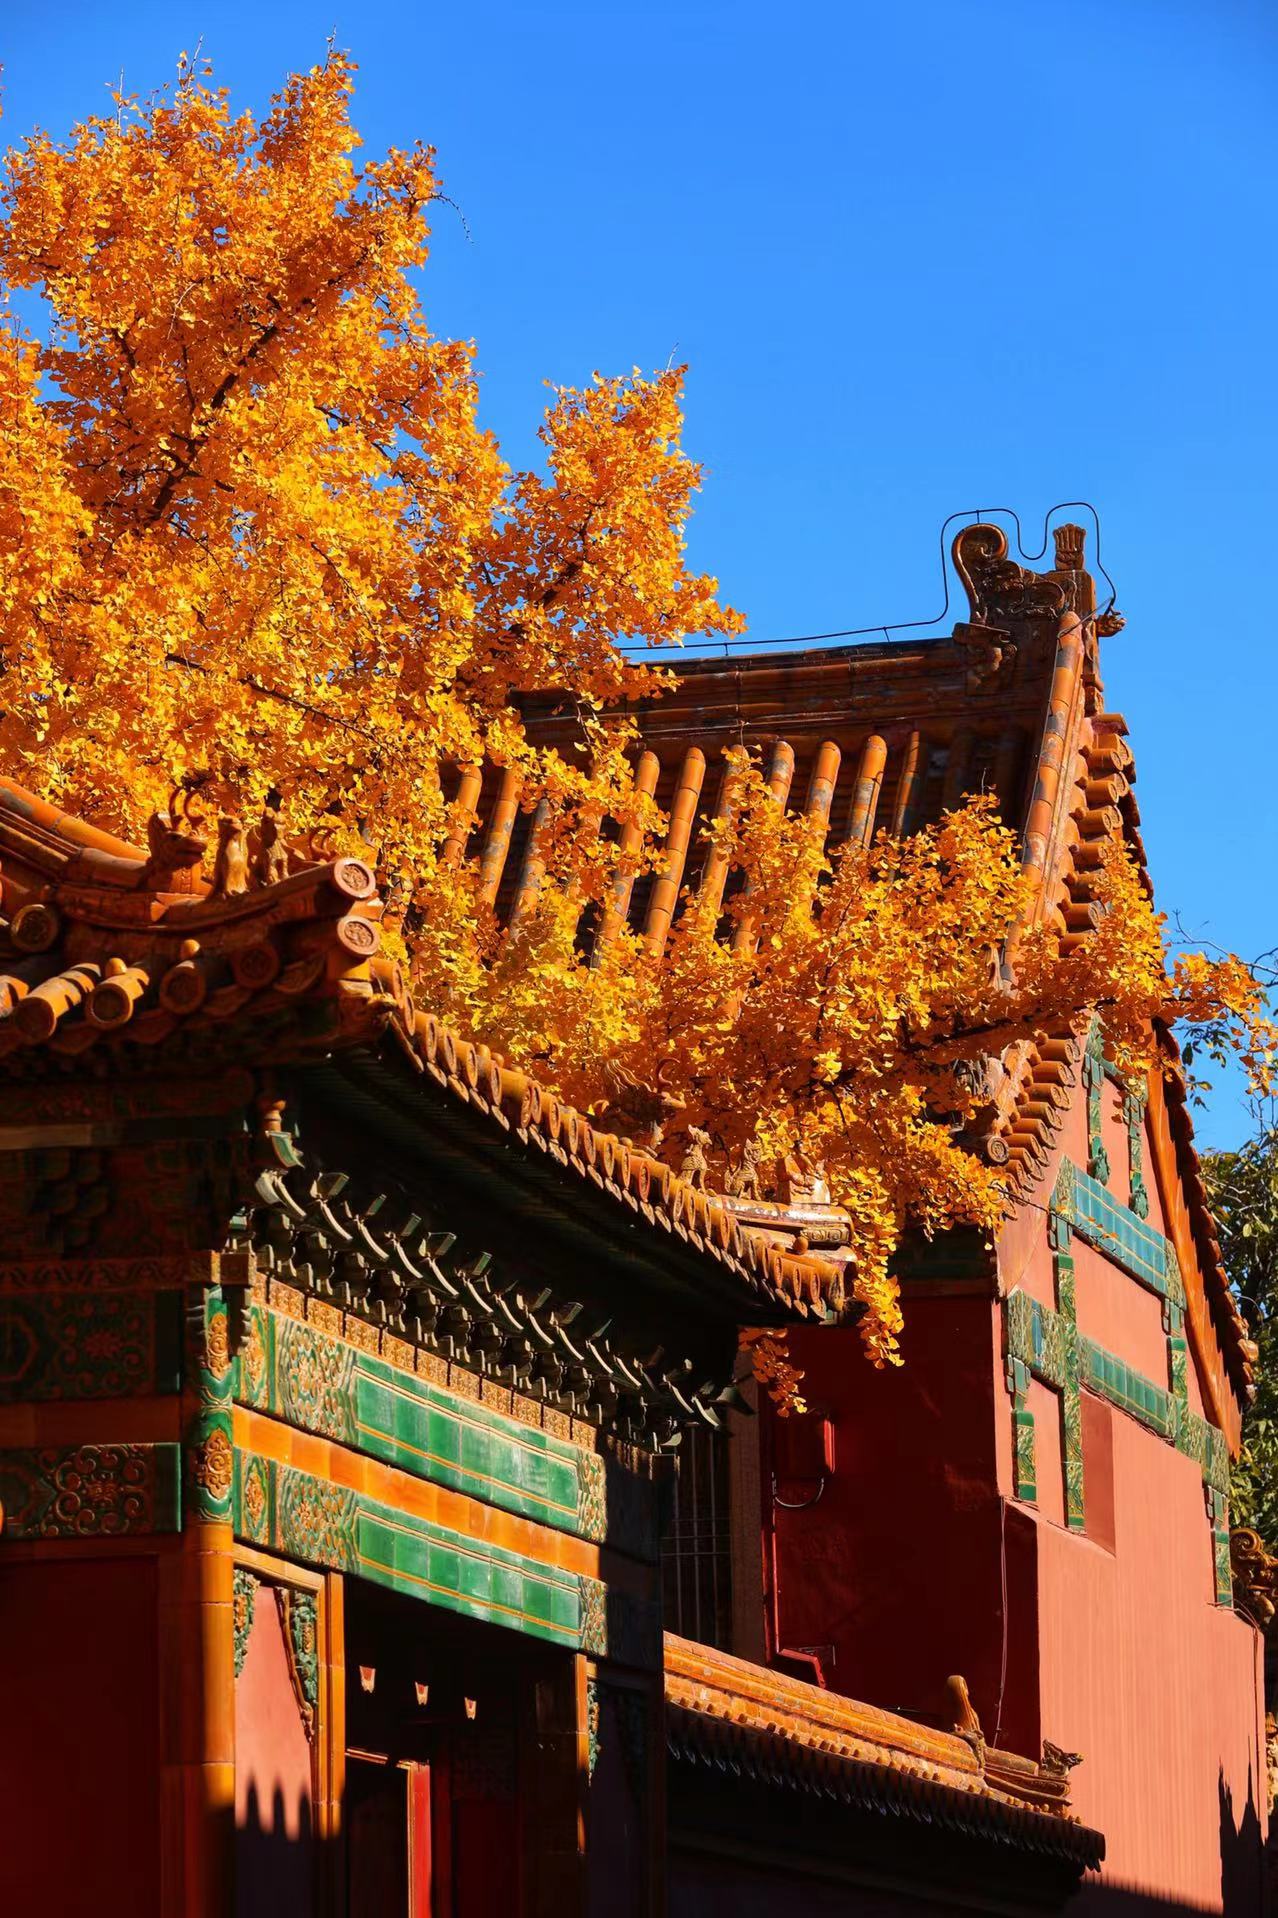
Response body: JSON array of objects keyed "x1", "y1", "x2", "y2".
[
  {"x1": 664, "y1": 1634, "x2": 1105, "y2": 1869},
  {"x1": 0, "y1": 778, "x2": 843, "y2": 1324}
]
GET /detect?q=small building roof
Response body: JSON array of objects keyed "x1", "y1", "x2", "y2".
[
  {"x1": 0, "y1": 774, "x2": 844, "y2": 1335},
  {"x1": 665, "y1": 1632, "x2": 1105, "y2": 1870}
]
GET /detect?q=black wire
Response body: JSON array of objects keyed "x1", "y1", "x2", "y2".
[{"x1": 617, "y1": 501, "x2": 1121, "y2": 659}]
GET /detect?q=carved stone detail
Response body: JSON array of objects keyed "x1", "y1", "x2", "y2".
[
  {"x1": 726, "y1": 1140, "x2": 764, "y2": 1202},
  {"x1": 952, "y1": 524, "x2": 1068, "y2": 629},
  {"x1": 595, "y1": 1059, "x2": 686, "y2": 1150},
  {"x1": 679, "y1": 1127, "x2": 711, "y2": 1192},
  {"x1": 779, "y1": 1147, "x2": 830, "y2": 1206}
]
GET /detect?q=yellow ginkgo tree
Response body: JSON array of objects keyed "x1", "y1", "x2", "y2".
[{"x1": 0, "y1": 53, "x2": 1269, "y2": 1374}]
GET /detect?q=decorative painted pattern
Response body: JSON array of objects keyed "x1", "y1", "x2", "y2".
[
  {"x1": 278, "y1": 1587, "x2": 320, "y2": 1741},
  {"x1": 1082, "y1": 1018, "x2": 1150, "y2": 1219},
  {"x1": 0, "y1": 1255, "x2": 193, "y2": 1294},
  {"x1": 233, "y1": 1451, "x2": 603, "y2": 1652},
  {"x1": 586, "y1": 1678, "x2": 601, "y2": 1778},
  {"x1": 1123, "y1": 1083, "x2": 1150, "y2": 1220},
  {"x1": 236, "y1": 1304, "x2": 610, "y2": 1546},
  {"x1": 0, "y1": 1441, "x2": 181, "y2": 1536},
  {"x1": 1083, "y1": 1024, "x2": 1111, "y2": 1185},
  {"x1": 580, "y1": 1575, "x2": 608, "y2": 1657},
  {"x1": 187, "y1": 1289, "x2": 234, "y2": 1524},
  {"x1": 233, "y1": 1568, "x2": 258, "y2": 1676},
  {"x1": 0, "y1": 1291, "x2": 183, "y2": 1402},
  {"x1": 1209, "y1": 1490, "x2": 1233, "y2": 1608}
]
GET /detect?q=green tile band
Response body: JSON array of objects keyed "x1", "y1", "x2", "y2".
[
  {"x1": 1008, "y1": 1286, "x2": 1228, "y2": 1492},
  {"x1": 1083, "y1": 1024, "x2": 1111, "y2": 1186},
  {"x1": 1005, "y1": 1183, "x2": 1231, "y2": 1592},
  {"x1": 1014, "y1": 1056, "x2": 1230, "y2": 1596},
  {"x1": 233, "y1": 1449, "x2": 605, "y2": 1651},
  {"x1": 1078, "y1": 1338, "x2": 1173, "y2": 1439},
  {"x1": 1122, "y1": 1083, "x2": 1151, "y2": 1220},
  {"x1": 1060, "y1": 1165, "x2": 1183, "y2": 1306},
  {"x1": 236, "y1": 1305, "x2": 608, "y2": 1545},
  {"x1": 1209, "y1": 1490, "x2": 1233, "y2": 1606},
  {"x1": 1083, "y1": 1017, "x2": 1150, "y2": 1219}
]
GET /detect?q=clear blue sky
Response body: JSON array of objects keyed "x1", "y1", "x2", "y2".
[{"x1": 3, "y1": 0, "x2": 1273, "y2": 1145}]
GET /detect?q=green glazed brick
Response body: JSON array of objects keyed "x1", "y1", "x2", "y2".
[
  {"x1": 425, "y1": 1406, "x2": 462, "y2": 1465},
  {"x1": 1013, "y1": 1406, "x2": 1037, "y2": 1503},
  {"x1": 456, "y1": 1547, "x2": 494, "y2": 1603},
  {"x1": 427, "y1": 1540, "x2": 462, "y2": 1595},
  {"x1": 458, "y1": 1421, "x2": 494, "y2": 1484},
  {"x1": 251, "y1": 1305, "x2": 597, "y2": 1539},
  {"x1": 1070, "y1": 1164, "x2": 1172, "y2": 1297},
  {"x1": 492, "y1": 1562, "x2": 527, "y2": 1615},
  {"x1": 1005, "y1": 1289, "x2": 1035, "y2": 1365},
  {"x1": 1009, "y1": 1159, "x2": 1232, "y2": 1558},
  {"x1": 550, "y1": 1579, "x2": 583, "y2": 1633}
]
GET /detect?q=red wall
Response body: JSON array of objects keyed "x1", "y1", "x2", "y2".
[
  {"x1": 0, "y1": 1553, "x2": 161, "y2": 1917},
  {"x1": 766, "y1": 1071, "x2": 1266, "y2": 1913},
  {"x1": 1032, "y1": 1415, "x2": 1264, "y2": 1913},
  {"x1": 772, "y1": 1300, "x2": 1034, "y2": 1738}
]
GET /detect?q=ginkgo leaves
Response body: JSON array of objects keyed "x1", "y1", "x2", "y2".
[
  {"x1": 1, "y1": 53, "x2": 1270, "y2": 1390},
  {"x1": 0, "y1": 52, "x2": 735, "y2": 865}
]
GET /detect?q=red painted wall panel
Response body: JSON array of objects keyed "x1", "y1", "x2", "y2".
[
  {"x1": 0, "y1": 1554, "x2": 160, "y2": 1918},
  {"x1": 1033, "y1": 1414, "x2": 1264, "y2": 1914},
  {"x1": 1073, "y1": 1238, "x2": 1171, "y2": 1387},
  {"x1": 234, "y1": 1585, "x2": 315, "y2": 1916},
  {"x1": 774, "y1": 1302, "x2": 1014, "y2": 1733}
]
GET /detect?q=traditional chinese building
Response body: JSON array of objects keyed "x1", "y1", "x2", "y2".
[
  {"x1": 509, "y1": 522, "x2": 1266, "y2": 1915},
  {"x1": 0, "y1": 757, "x2": 1097, "y2": 1916}
]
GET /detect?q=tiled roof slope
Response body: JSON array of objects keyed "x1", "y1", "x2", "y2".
[
  {"x1": 0, "y1": 778, "x2": 842, "y2": 1324},
  {"x1": 466, "y1": 524, "x2": 1250, "y2": 1422},
  {"x1": 665, "y1": 1634, "x2": 1104, "y2": 1869},
  {"x1": 491, "y1": 522, "x2": 1108, "y2": 928}
]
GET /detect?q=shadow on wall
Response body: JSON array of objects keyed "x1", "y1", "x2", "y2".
[
  {"x1": 1219, "y1": 1765, "x2": 1263, "y2": 1918},
  {"x1": 1064, "y1": 1770, "x2": 1263, "y2": 1918},
  {"x1": 230, "y1": 1749, "x2": 1268, "y2": 1918},
  {"x1": 236, "y1": 1781, "x2": 317, "y2": 1918}
]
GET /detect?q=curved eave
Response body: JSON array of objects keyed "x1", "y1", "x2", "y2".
[{"x1": 301, "y1": 1046, "x2": 836, "y2": 1337}]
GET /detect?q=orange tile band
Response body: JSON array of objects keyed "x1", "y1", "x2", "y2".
[{"x1": 233, "y1": 1404, "x2": 655, "y2": 1597}]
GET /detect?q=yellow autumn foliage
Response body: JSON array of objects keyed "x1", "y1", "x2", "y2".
[{"x1": 0, "y1": 55, "x2": 1270, "y2": 1376}]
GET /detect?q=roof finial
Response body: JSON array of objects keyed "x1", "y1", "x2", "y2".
[{"x1": 1053, "y1": 523, "x2": 1086, "y2": 573}]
